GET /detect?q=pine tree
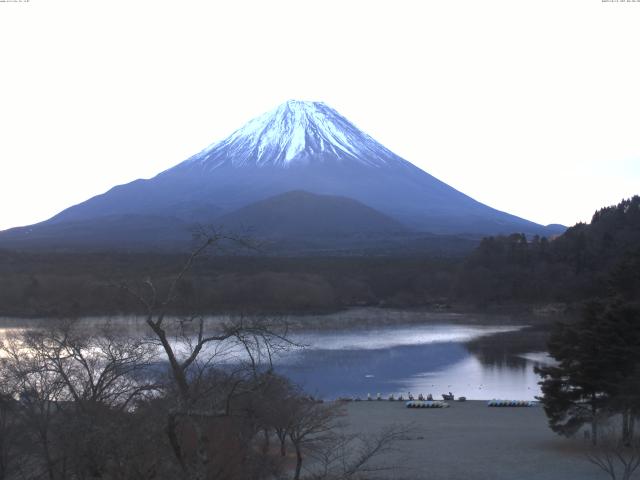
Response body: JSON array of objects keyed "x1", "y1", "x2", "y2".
[{"x1": 536, "y1": 302, "x2": 640, "y2": 444}]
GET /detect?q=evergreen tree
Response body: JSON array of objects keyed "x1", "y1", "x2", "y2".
[
  {"x1": 536, "y1": 303, "x2": 611, "y2": 443},
  {"x1": 536, "y1": 301, "x2": 640, "y2": 444}
]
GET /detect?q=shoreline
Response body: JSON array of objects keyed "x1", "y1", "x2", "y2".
[{"x1": 0, "y1": 306, "x2": 562, "y2": 332}]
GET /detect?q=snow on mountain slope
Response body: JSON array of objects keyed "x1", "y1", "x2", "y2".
[
  {"x1": 180, "y1": 100, "x2": 413, "y2": 170},
  {"x1": 2, "y1": 99, "x2": 564, "y2": 247}
]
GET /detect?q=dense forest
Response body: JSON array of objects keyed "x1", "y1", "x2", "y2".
[
  {"x1": 0, "y1": 253, "x2": 460, "y2": 316},
  {"x1": 0, "y1": 196, "x2": 638, "y2": 317},
  {"x1": 457, "y1": 195, "x2": 640, "y2": 305}
]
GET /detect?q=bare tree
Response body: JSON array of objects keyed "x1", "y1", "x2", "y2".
[
  {"x1": 586, "y1": 422, "x2": 640, "y2": 480},
  {"x1": 1, "y1": 332, "x2": 70, "y2": 480},
  {"x1": 258, "y1": 375, "x2": 299, "y2": 458},
  {"x1": 0, "y1": 321, "x2": 160, "y2": 480},
  {"x1": 308, "y1": 425, "x2": 410, "y2": 480},
  {"x1": 21, "y1": 320, "x2": 159, "y2": 410},
  {"x1": 0, "y1": 389, "x2": 25, "y2": 480},
  {"x1": 0, "y1": 229, "x2": 409, "y2": 480},
  {"x1": 288, "y1": 400, "x2": 344, "y2": 480},
  {"x1": 121, "y1": 231, "x2": 294, "y2": 480}
]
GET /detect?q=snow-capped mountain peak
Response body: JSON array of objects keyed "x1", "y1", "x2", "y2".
[
  {"x1": 182, "y1": 100, "x2": 408, "y2": 170},
  {"x1": 2, "y1": 99, "x2": 563, "y2": 247}
]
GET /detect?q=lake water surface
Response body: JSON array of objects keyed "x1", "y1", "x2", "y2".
[
  {"x1": 0, "y1": 311, "x2": 551, "y2": 401},
  {"x1": 277, "y1": 323, "x2": 549, "y2": 401}
]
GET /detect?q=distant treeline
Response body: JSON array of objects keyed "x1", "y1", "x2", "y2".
[
  {"x1": 1, "y1": 196, "x2": 638, "y2": 317},
  {"x1": 0, "y1": 252, "x2": 459, "y2": 316},
  {"x1": 456, "y1": 196, "x2": 640, "y2": 305}
]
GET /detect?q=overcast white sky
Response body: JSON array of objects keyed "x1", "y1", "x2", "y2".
[{"x1": 1, "y1": 0, "x2": 638, "y2": 230}]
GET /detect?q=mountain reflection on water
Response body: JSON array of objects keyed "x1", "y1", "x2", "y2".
[{"x1": 275, "y1": 325, "x2": 549, "y2": 401}]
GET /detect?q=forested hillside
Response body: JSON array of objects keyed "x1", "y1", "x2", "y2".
[
  {"x1": 0, "y1": 197, "x2": 637, "y2": 317},
  {"x1": 456, "y1": 196, "x2": 640, "y2": 305}
]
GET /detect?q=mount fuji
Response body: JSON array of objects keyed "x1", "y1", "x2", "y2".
[{"x1": 0, "y1": 100, "x2": 563, "y2": 251}]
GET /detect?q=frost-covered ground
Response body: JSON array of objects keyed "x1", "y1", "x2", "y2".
[{"x1": 342, "y1": 400, "x2": 603, "y2": 480}]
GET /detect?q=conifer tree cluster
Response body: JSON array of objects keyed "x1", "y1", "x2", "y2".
[{"x1": 536, "y1": 301, "x2": 640, "y2": 445}]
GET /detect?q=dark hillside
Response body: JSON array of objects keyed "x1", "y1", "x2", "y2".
[
  {"x1": 0, "y1": 197, "x2": 636, "y2": 317},
  {"x1": 456, "y1": 196, "x2": 640, "y2": 304}
]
